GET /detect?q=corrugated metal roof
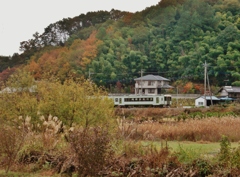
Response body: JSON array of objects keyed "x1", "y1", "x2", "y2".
[
  {"x1": 220, "y1": 97, "x2": 234, "y2": 101},
  {"x1": 219, "y1": 86, "x2": 240, "y2": 93},
  {"x1": 134, "y1": 74, "x2": 170, "y2": 81},
  {"x1": 225, "y1": 86, "x2": 240, "y2": 92},
  {"x1": 198, "y1": 96, "x2": 220, "y2": 100}
]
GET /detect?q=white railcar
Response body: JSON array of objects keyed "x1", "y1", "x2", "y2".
[{"x1": 108, "y1": 94, "x2": 172, "y2": 107}]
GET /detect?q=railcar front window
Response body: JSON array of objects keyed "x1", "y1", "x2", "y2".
[{"x1": 164, "y1": 96, "x2": 172, "y2": 101}]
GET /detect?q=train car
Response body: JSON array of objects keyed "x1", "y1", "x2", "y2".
[{"x1": 108, "y1": 94, "x2": 172, "y2": 107}]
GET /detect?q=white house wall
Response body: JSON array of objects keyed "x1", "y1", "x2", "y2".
[
  {"x1": 135, "y1": 80, "x2": 169, "y2": 95},
  {"x1": 195, "y1": 97, "x2": 205, "y2": 107}
]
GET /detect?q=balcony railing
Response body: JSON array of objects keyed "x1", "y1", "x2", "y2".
[{"x1": 135, "y1": 83, "x2": 157, "y2": 88}]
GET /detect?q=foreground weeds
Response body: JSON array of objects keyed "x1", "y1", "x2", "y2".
[{"x1": 1, "y1": 113, "x2": 240, "y2": 176}]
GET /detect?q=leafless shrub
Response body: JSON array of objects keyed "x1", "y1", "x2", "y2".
[
  {"x1": 0, "y1": 125, "x2": 26, "y2": 173},
  {"x1": 68, "y1": 126, "x2": 113, "y2": 176},
  {"x1": 109, "y1": 140, "x2": 180, "y2": 176}
]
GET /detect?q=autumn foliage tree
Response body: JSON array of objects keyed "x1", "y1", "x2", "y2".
[
  {"x1": 183, "y1": 82, "x2": 194, "y2": 93},
  {"x1": 67, "y1": 31, "x2": 102, "y2": 69},
  {"x1": 26, "y1": 47, "x2": 71, "y2": 81},
  {"x1": 0, "y1": 67, "x2": 17, "y2": 83}
]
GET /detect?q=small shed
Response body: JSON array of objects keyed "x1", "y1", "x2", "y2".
[{"x1": 195, "y1": 96, "x2": 220, "y2": 107}]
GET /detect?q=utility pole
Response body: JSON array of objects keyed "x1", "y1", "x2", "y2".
[
  {"x1": 177, "y1": 86, "x2": 178, "y2": 108},
  {"x1": 140, "y1": 69, "x2": 144, "y2": 95},
  {"x1": 88, "y1": 69, "x2": 93, "y2": 80},
  {"x1": 207, "y1": 70, "x2": 213, "y2": 106},
  {"x1": 203, "y1": 61, "x2": 213, "y2": 107},
  {"x1": 204, "y1": 61, "x2": 207, "y2": 108}
]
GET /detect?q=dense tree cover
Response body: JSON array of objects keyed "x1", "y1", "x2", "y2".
[{"x1": 1, "y1": 0, "x2": 240, "y2": 88}]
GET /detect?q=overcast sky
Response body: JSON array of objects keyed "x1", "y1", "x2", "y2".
[{"x1": 0, "y1": 0, "x2": 160, "y2": 56}]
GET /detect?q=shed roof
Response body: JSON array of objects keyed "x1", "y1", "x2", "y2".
[
  {"x1": 134, "y1": 74, "x2": 170, "y2": 81},
  {"x1": 218, "y1": 86, "x2": 240, "y2": 93},
  {"x1": 220, "y1": 97, "x2": 234, "y2": 101},
  {"x1": 197, "y1": 96, "x2": 220, "y2": 101}
]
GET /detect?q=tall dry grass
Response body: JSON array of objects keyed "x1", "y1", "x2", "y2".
[{"x1": 119, "y1": 116, "x2": 240, "y2": 142}]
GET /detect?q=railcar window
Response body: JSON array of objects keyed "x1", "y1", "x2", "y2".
[
  {"x1": 115, "y1": 98, "x2": 118, "y2": 102},
  {"x1": 123, "y1": 97, "x2": 154, "y2": 102},
  {"x1": 164, "y1": 97, "x2": 172, "y2": 101}
]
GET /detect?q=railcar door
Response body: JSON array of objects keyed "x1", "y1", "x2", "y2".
[
  {"x1": 114, "y1": 97, "x2": 119, "y2": 106},
  {"x1": 164, "y1": 95, "x2": 172, "y2": 106}
]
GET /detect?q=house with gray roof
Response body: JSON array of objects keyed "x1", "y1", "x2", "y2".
[
  {"x1": 134, "y1": 74, "x2": 173, "y2": 95},
  {"x1": 218, "y1": 86, "x2": 240, "y2": 100}
]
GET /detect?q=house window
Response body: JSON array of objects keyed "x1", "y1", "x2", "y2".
[
  {"x1": 148, "y1": 81, "x2": 154, "y2": 86},
  {"x1": 138, "y1": 81, "x2": 144, "y2": 86},
  {"x1": 149, "y1": 89, "x2": 155, "y2": 93},
  {"x1": 198, "y1": 102, "x2": 203, "y2": 106}
]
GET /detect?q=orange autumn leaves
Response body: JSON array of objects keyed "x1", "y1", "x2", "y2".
[
  {"x1": 26, "y1": 31, "x2": 101, "y2": 80},
  {"x1": 183, "y1": 82, "x2": 203, "y2": 94}
]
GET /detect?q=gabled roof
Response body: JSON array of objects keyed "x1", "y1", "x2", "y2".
[
  {"x1": 218, "y1": 86, "x2": 240, "y2": 93},
  {"x1": 159, "y1": 84, "x2": 174, "y2": 89},
  {"x1": 196, "y1": 96, "x2": 220, "y2": 101},
  {"x1": 134, "y1": 74, "x2": 170, "y2": 81}
]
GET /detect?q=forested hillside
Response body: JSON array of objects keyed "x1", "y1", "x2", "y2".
[{"x1": 1, "y1": 0, "x2": 240, "y2": 91}]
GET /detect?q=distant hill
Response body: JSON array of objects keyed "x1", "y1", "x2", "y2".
[{"x1": 1, "y1": 0, "x2": 240, "y2": 88}]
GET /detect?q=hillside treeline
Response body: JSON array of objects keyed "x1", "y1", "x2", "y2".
[{"x1": 0, "y1": 0, "x2": 240, "y2": 88}]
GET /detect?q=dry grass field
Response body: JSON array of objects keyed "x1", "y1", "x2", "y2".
[
  {"x1": 118, "y1": 116, "x2": 240, "y2": 142},
  {"x1": 115, "y1": 104, "x2": 240, "y2": 142}
]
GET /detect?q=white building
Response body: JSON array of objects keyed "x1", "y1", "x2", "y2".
[
  {"x1": 134, "y1": 74, "x2": 173, "y2": 95},
  {"x1": 195, "y1": 96, "x2": 220, "y2": 107}
]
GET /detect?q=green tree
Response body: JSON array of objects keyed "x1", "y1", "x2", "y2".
[
  {"x1": 37, "y1": 79, "x2": 114, "y2": 128},
  {"x1": 216, "y1": 25, "x2": 240, "y2": 52},
  {"x1": 0, "y1": 69, "x2": 38, "y2": 123}
]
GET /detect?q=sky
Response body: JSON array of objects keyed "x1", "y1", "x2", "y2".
[{"x1": 0, "y1": 0, "x2": 160, "y2": 56}]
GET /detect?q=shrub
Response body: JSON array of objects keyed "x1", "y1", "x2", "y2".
[
  {"x1": 0, "y1": 125, "x2": 26, "y2": 173},
  {"x1": 68, "y1": 127, "x2": 113, "y2": 176},
  {"x1": 218, "y1": 135, "x2": 231, "y2": 165}
]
